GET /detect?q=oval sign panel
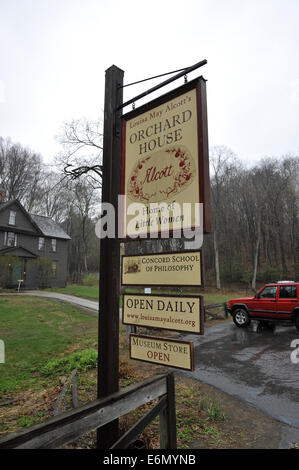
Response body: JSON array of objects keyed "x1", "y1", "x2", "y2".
[{"x1": 127, "y1": 145, "x2": 195, "y2": 203}]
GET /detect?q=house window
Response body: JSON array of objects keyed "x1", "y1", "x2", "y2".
[
  {"x1": 52, "y1": 262, "x2": 57, "y2": 278},
  {"x1": 9, "y1": 210, "x2": 16, "y2": 225},
  {"x1": 38, "y1": 237, "x2": 45, "y2": 250},
  {"x1": 5, "y1": 232, "x2": 17, "y2": 247},
  {"x1": 51, "y1": 239, "x2": 57, "y2": 252}
]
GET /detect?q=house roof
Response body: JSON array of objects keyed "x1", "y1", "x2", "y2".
[
  {"x1": 0, "y1": 199, "x2": 71, "y2": 240},
  {"x1": 30, "y1": 214, "x2": 71, "y2": 240},
  {"x1": 0, "y1": 246, "x2": 37, "y2": 258},
  {"x1": 0, "y1": 199, "x2": 43, "y2": 234},
  {"x1": 0, "y1": 200, "x2": 13, "y2": 212}
]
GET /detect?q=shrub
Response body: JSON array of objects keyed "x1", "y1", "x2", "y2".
[
  {"x1": 0, "y1": 255, "x2": 20, "y2": 287},
  {"x1": 82, "y1": 274, "x2": 99, "y2": 286},
  {"x1": 41, "y1": 349, "x2": 98, "y2": 376},
  {"x1": 221, "y1": 260, "x2": 246, "y2": 283},
  {"x1": 257, "y1": 265, "x2": 280, "y2": 283},
  {"x1": 30, "y1": 258, "x2": 58, "y2": 288}
]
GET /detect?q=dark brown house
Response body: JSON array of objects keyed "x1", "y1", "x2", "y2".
[{"x1": 0, "y1": 199, "x2": 71, "y2": 289}]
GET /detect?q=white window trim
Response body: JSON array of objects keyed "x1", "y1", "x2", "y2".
[
  {"x1": 38, "y1": 237, "x2": 45, "y2": 250},
  {"x1": 51, "y1": 238, "x2": 57, "y2": 252},
  {"x1": 9, "y1": 210, "x2": 16, "y2": 225},
  {"x1": 5, "y1": 231, "x2": 17, "y2": 247},
  {"x1": 52, "y1": 261, "x2": 57, "y2": 278}
]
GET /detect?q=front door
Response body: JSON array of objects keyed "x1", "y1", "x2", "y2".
[{"x1": 11, "y1": 259, "x2": 24, "y2": 286}]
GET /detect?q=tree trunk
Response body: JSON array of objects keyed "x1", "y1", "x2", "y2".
[
  {"x1": 251, "y1": 214, "x2": 261, "y2": 292},
  {"x1": 278, "y1": 221, "x2": 288, "y2": 276},
  {"x1": 213, "y1": 229, "x2": 221, "y2": 289},
  {"x1": 84, "y1": 252, "x2": 88, "y2": 272}
]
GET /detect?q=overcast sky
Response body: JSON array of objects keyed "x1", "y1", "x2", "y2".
[{"x1": 0, "y1": 0, "x2": 298, "y2": 166}]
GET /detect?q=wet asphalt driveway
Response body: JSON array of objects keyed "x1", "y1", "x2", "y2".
[{"x1": 180, "y1": 320, "x2": 299, "y2": 448}]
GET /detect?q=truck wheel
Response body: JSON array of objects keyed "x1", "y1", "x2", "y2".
[
  {"x1": 233, "y1": 308, "x2": 251, "y2": 328},
  {"x1": 295, "y1": 315, "x2": 299, "y2": 332}
]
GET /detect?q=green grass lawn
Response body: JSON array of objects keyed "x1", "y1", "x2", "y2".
[
  {"x1": 0, "y1": 296, "x2": 98, "y2": 397},
  {"x1": 0, "y1": 292, "x2": 246, "y2": 445},
  {"x1": 200, "y1": 290, "x2": 247, "y2": 305},
  {"x1": 121, "y1": 287, "x2": 247, "y2": 306},
  {"x1": 46, "y1": 285, "x2": 99, "y2": 300},
  {"x1": 44, "y1": 284, "x2": 248, "y2": 307},
  {"x1": 0, "y1": 287, "x2": 245, "y2": 398}
]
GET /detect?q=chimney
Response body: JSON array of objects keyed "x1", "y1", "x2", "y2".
[{"x1": 0, "y1": 188, "x2": 6, "y2": 204}]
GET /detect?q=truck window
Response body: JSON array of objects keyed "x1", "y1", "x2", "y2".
[
  {"x1": 259, "y1": 286, "x2": 277, "y2": 299},
  {"x1": 279, "y1": 285, "x2": 297, "y2": 298}
]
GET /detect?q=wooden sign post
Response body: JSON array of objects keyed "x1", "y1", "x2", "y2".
[
  {"x1": 97, "y1": 65, "x2": 124, "y2": 449},
  {"x1": 97, "y1": 61, "x2": 209, "y2": 449}
]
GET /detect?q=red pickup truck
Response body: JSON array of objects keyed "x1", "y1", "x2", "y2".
[{"x1": 227, "y1": 282, "x2": 299, "y2": 331}]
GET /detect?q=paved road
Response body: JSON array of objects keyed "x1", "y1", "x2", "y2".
[
  {"x1": 14, "y1": 291, "x2": 99, "y2": 312},
  {"x1": 180, "y1": 321, "x2": 299, "y2": 448}
]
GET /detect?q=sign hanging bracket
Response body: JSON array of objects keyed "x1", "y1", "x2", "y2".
[{"x1": 118, "y1": 59, "x2": 207, "y2": 111}]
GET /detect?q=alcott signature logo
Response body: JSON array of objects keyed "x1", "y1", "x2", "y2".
[{"x1": 128, "y1": 145, "x2": 194, "y2": 203}]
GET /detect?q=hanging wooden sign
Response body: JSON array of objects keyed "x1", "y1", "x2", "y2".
[
  {"x1": 121, "y1": 77, "x2": 210, "y2": 237},
  {"x1": 121, "y1": 250, "x2": 202, "y2": 286},
  {"x1": 130, "y1": 334, "x2": 194, "y2": 371},
  {"x1": 123, "y1": 293, "x2": 204, "y2": 334}
]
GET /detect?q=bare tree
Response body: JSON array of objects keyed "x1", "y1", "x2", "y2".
[
  {"x1": 210, "y1": 146, "x2": 239, "y2": 289},
  {"x1": 33, "y1": 172, "x2": 71, "y2": 223},
  {"x1": 56, "y1": 118, "x2": 103, "y2": 187},
  {"x1": 205, "y1": 152, "x2": 299, "y2": 288},
  {"x1": 0, "y1": 137, "x2": 43, "y2": 207}
]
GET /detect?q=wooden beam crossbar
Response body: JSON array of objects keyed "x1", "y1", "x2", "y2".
[
  {"x1": 204, "y1": 303, "x2": 229, "y2": 321},
  {"x1": 110, "y1": 396, "x2": 167, "y2": 449},
  {"x1": 0, "y1": 374, "x2": 176, "y2": 450}
]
